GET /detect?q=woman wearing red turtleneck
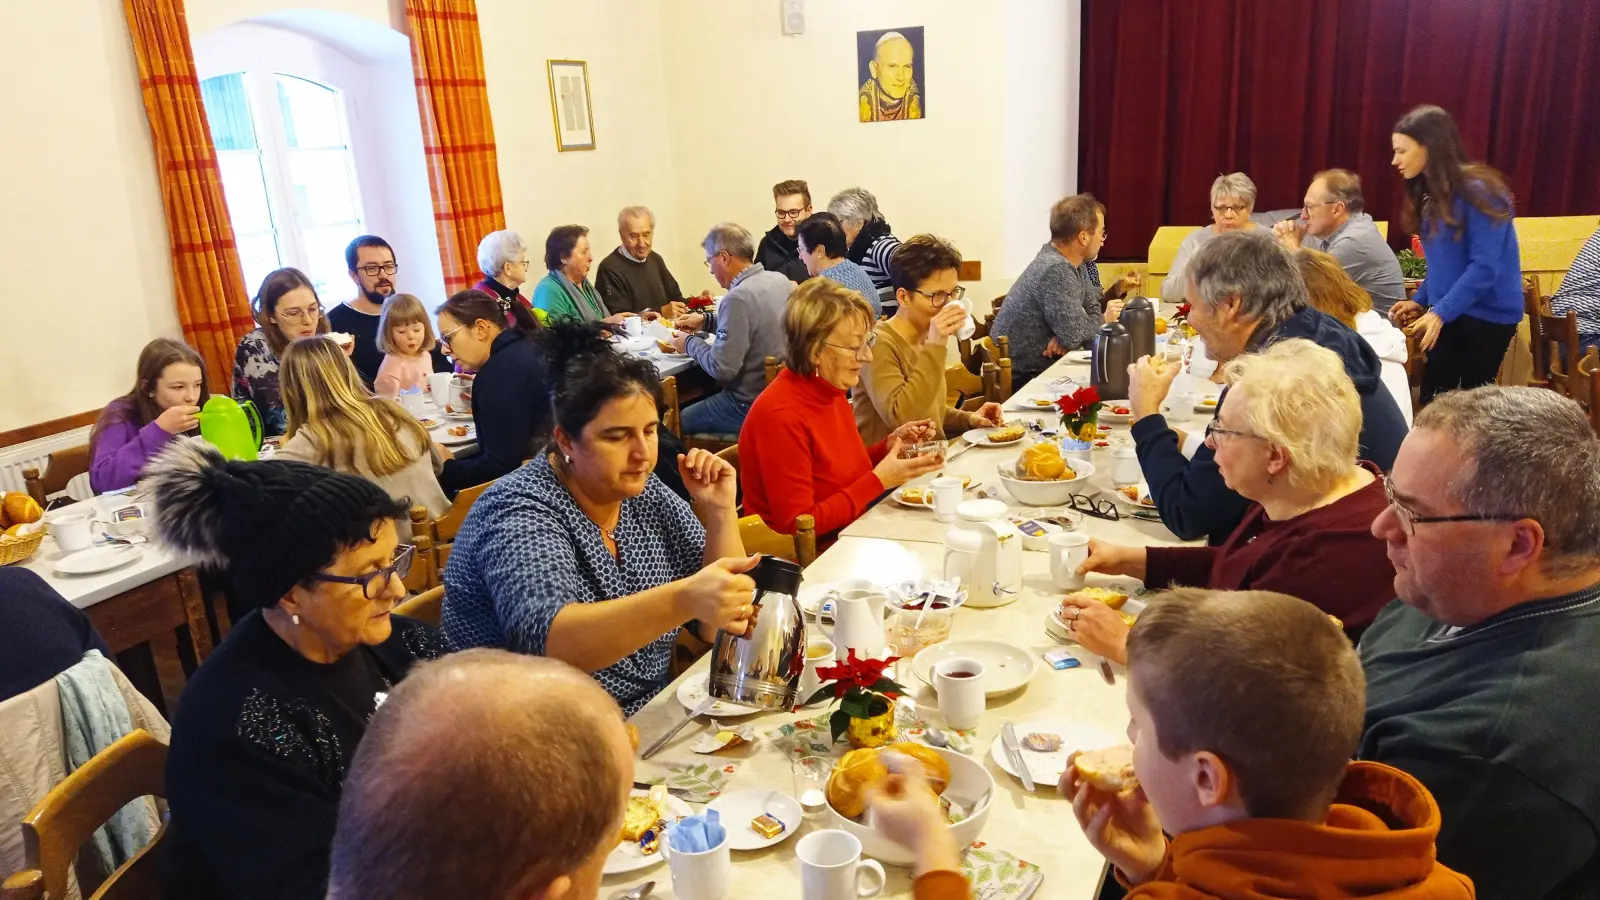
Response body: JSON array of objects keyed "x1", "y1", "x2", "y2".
[{"x1": 739, "y1": 280, "x2": 942, "y2": 538}]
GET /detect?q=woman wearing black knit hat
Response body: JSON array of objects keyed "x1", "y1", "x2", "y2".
[{"x1": 145, "y1": 438, "x2": 451, "y2": 900}]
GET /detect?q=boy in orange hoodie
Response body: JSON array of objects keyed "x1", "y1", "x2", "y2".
[{"x1": 1062, "y1": 587, "x2": 1474, "y2": 899}]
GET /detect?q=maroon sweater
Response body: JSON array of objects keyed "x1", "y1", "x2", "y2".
[{"x1": 1144, "y1": 464, "x2": 1394, "y2": 639}]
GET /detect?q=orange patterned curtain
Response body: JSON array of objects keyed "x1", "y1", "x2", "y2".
[
  {"x1": 123, "y1": 0, "x2": 255, "y2": 393},
  {"x1": 407, "y1": 0, "x2": 507, "y2": 294}
]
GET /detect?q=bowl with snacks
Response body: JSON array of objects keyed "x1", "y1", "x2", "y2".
[
  {"x1": 997, "y1": 443, "x2": 1093, "y2": 506},
  {"x1": 825, "y1": 744, "x2": 994, "y2": 867}
]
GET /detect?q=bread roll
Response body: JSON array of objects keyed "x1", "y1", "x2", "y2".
[
  {"x1": 885, "y1": 742, "x2": 951, "y2": 794},
  {"x1": 826, "y1": 748, "x2": 889, "y2": 819},
  {"x1": 2, "y1": 493, "x2": 42, "y2": 527},
  {"x1": 1074, "y1": 744, "x2": 1138, "y2": 793}
]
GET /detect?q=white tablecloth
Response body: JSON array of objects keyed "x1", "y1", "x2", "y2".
[
  {"x1": 17, "y1": 497, "x2": 186, "y2": 610},
  {"x1": 613, "y1": 354, "x2": 1203, "y2": 899}
]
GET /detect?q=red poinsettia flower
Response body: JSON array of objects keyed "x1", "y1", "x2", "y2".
[
  {"x1": 812, "y1": 648, "x2": 905, "y2": 700},
  {"x1": 1173, "y1": 302, "x2": 1192, "y2": 322},
  {"x1": 1055, "y1": 385, "x2": 1101, "y2": 417},
  {"x1": 685, "y1": 293, "x2": 714, "y2": 310}
]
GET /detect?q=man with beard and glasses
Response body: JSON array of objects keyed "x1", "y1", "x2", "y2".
[{"x1": 330, "y1": 235, "x2": 452, "y2": 385}]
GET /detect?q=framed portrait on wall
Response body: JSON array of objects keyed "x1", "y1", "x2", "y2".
[
  {"x1": 547, "y1": 60, "x2": 595, "y2": 151},
  {"x1": 856, "y1": 26, "x2": 925, "y2": 122}
]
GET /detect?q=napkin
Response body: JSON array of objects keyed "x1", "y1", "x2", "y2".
[
  {"x1": 666, "y1": 810, "x2": 725, "y2": 853},
  {"x1": 962, "y1": 843, "x2": 1042, "y2": 894},
  {"x1": 637, "y1": 760, "x2": 738, "y2": 803},
  {"x1": 765, "y1": 711, "x2": 976, "y2": 759}
]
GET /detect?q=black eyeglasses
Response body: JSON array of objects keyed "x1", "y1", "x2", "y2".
[
  {"x1": 1068, "y1": 494, "x2": 1120, "y2": 521},
  {"x1": 305, "y1": 544, "x2": 414, "y2": 600},
  {"x1": 356, "y1": 262, "x2": 399, "y2": 277},
  {"x1": 824, "y1": 331, "x2": 878, "y2": 360},
  {"x1": 774, "y1": 209, "x2": 809, "y2": 220},
  {"x1": 1382, "y1": 480, "x2": 1529, "y2": 537},
  {"x1": 912, "y1": 286, "x2": 967, "y2": 307},
  {"x1": 1203, "y1": 421, "x2": 1265, "y2": 445}
]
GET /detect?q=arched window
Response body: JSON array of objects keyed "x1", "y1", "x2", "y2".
[{"x1": 201, "y1": 71, "x2": 366, "y2": 300}]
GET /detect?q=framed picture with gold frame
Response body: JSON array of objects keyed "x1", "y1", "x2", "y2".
[{"x1": 546, "y1": 60, "x2": 595, "y2": 151}]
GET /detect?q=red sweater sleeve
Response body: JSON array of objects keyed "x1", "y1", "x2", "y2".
[
  {"x1": 867, "y1": 438, "x2": 889, "y2": 464},
  {"x1": 913, "y1": 871, "x2": 971, "y2": 900},
  {"x1": 748, "y1": 410, "x2": 885, "y2": 536},
  {"x1": 1144, "y1": 546, "x2": 1219, "y2": 590}
]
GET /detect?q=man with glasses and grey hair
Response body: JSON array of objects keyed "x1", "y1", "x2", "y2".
[
  {"x1": 595, "y1": 205, "x2": 687, "y2": 319},
  {"x1": 828, "y1": 186, "x2": 902, "y2": 312},
  {"x1": 1129, "y1": 230, "x2": 1407, "y2": 543},
  {"x1": 1162, "y1": 172, "x2": 1284, "y2": 305},
  {"x1": 1358, "y1": 386, "x2": 1600, "y2": 898},
  {"x1": 671, "y1": 223, "x2": 793, "y2": 436},
  {"x1": 1273, "y1": 169, "x2": 1406, "y2": 315}
]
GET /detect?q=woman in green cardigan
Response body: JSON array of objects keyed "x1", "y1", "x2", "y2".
[{"x1": 532, "y1": 224, "x2": 631, "y2": 325}]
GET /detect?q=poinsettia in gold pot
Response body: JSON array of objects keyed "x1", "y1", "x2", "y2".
[{"x1": 805, "y1": 649, "x2": 907, "y2": 749}]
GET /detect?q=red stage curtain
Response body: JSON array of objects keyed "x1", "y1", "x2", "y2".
[{"x1": 1081, "y1": 0, "x2": 1600, "y2": 260}]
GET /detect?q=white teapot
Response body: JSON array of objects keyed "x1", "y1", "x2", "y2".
[{"x1": 941, "y1": 499, "x2": 1023, "y2": 608}]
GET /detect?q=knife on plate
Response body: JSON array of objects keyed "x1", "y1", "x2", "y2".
[
  {"x1": 1001, "y1": 722, "x2": 1035, "y2": 792},
  {"x1": 1099, "y1": 658, "x2": 1117, "y2": 685},
  {"x1": 1016, "y1": 872, "x2": 1044, "y2": 900}
]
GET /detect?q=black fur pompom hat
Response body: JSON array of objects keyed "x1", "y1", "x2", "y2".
[{"x1": 144, "y1": 438, "x2": 408, "y2": 611}]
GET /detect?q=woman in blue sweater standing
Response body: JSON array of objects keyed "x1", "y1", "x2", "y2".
[{"x1": 1387, "y1": 105, "x2": 1523, "y2": 405}]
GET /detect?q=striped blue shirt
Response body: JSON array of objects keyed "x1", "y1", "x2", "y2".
[{"x1": 1551, "y1": 226, "x2": 1600, "y2": 347}]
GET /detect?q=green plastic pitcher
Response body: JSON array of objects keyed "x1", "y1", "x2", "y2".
[{"x1": 199, "y1": 396, "x2": 263, "y2": 461}]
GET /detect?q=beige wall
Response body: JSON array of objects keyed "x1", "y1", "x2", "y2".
[{"x1": 0, "y1": 0, "x2": 1076, "y2": 431}]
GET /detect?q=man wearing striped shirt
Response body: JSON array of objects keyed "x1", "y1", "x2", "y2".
[{"x1": 1550, "y1": 224, "x2": 1600, "y2": 354}]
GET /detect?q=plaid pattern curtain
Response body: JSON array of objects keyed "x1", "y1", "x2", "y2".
[
  {"x1": 407, "y1": 0, "x2": 507, "y2": 294},
  {"x1": 123, "y1": 0, "x2": 255, "y2": 393}
]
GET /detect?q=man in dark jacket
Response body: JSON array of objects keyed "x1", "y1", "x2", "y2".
[
  {"x1": 1129, "y1": 230, "x2": 1407, "y2": 543},
  {"x1": 0, "y1": 568, "x2": 111, "y2": 703},
  {"x1": 755, "y1": 178, "x2": 812, "y2": 283},
  {"x1": 1359, "y1": 386, "x2": 1600, "y2": 897}
]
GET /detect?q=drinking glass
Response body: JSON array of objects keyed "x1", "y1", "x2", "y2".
[{"x1": 793, "y1": 756, "x2": 834, "y2": 812}]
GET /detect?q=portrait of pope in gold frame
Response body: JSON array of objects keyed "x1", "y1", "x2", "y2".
[{"x1": 856, "y1": 27, "x2": 924, "y2": 123}]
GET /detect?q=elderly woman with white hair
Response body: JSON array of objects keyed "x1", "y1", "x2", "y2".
[
  {"x1": 1161, "y1": 172, "x2": 1265, "y2": 304},
  {"x1": 1063, "y1": 339, "x2": 1395, "y2": 663},
  {"x1": 595, "y1": 205, "x2": 688, "y2": 319},
  {"x1": 827, "y1": 186, "x2": 902, "y2": 311},
  {"x1": 474, "y1": 229, "x2": 543, "y2": 327}
]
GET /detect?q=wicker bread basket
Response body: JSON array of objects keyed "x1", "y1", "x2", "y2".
[{"x1": 0, "y1": 530, "x2": 45, "y2": 566}]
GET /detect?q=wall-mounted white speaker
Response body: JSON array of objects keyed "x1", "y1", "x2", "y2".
[{"x1": 781, "y1": 0, "x2": 806, "y2": 36}]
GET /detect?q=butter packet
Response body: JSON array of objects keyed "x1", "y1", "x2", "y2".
[{"x1": 692, "y1": 720, "x2": 755, "y2": 754}]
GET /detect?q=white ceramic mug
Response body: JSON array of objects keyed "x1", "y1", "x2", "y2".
[
  {"x1": 427, "y1": 372, "x2": 452, "y2": 404},
  {"x1": 933, "y1": 657, "x2": 987, "y2": 730},
  {"x1": 929, "y1": 475, "x2": 964, "y2": 523},
  {"x1": 797, "y1": 830, "x2": 885, "y2": 900},
  {"x1": 1049, "y1": 532, "x2": 1092, "y2": 591},
  {"x1": 399, "y1": 390, "x2": 426, "y2": 417},
  {"x1": 1166, "y1": 391, "x2": 1197, "y2": 423},
  {"x1": 51, "y1": 513, "x2": 95, "y2": 554},
  {"x1": 1110, "y1": 447, "x2": 1143, "y2": 486},
  {"x1": 955, "y1": 295, "x2": 977, "y2": 342},
  {"x1": 623, "y1": 315, "x2": 644, "y2": 338},
  {"x1": 797, "y1": 638, "x2": 836, "y2": 706},
  {"x1": 664, "y1": 829, "x2": 731, "y2": 900}
]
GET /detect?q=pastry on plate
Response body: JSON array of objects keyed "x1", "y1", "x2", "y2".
[
  {"x1": 619, "y1": 794, "x2": 664, "y2": 843},
  {"x1": 1074, "y1": 744, "x2": 1138, "y2": 793},
  {"x1": 1022, "y1": 732, "x2": 1062, "y2": 752},
  {"x1": 899, "y1": 487, "x2": 927, "y2": 504},
  {"x1": 986, "y1": 424, "x2": 1025, "y2": 443},
  {"x1": 656, "y1": 340, "x2": 678, "y2": 354},
  {"x1": 1066, "y1": 587, "x2": 1130, "y2": 610}
]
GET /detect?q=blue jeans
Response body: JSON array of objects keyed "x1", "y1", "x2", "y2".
[{"x1": 681, "y1": 391, "x2": 752, "y2": 436}]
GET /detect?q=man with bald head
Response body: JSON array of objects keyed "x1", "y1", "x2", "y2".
[
  {"x1": 595, "y1": 205, "x2": 687, "y2": 319},
  {"x1": 859, "y1": 30, "x2": 922, "y2": 121},
  {"x1": 327, "y1": 650, "x2": 634, "y2": 900}
]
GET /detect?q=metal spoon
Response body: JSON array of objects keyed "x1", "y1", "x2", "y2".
[
  {"x1": 923, "y1": 726, "x2": 951, "y2": 748},
  {"x1": 608, "y1": 881, "x2": 655, "y2": 900}
]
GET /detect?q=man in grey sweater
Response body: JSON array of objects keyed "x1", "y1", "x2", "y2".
[
  {"x1": 1274, "y1": 169, "x2": 1406, "y2": 315},
  {"x1": 1359, "y1": 386, "x2": 1600, "y2": 898},
  {"x1": 991, "y1": 194, "x2": 1126, "y2": 384},
  {"x1": 673, "y1": 222, "x2": 793, "y2": 435}
]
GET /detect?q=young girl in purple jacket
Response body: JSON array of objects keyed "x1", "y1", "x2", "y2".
[{"x1": 88, "y1": 338, "x2": 209, "y2": 493}]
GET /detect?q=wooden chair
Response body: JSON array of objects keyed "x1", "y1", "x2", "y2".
[
  {"x1": 661, "y1": 375, "x2": 682, "y2": 436},
  {"x1": 1582, "y1": 353, "x2": 1600, "y2": 435},
  {"x1": 394, "y1": 584, "x2": 444, "y2": 627},
  {"x1": 1540, "y1": 309, "x2": 1585, "y2": 400},
  {"x1": 946, "y1": 362, "x2": 984, "y2": 409},
  {"x1": 22, "y1": 444, "x2": 90, "y2": 507},
  {"x1": 1524, "y1": 278, "x2": 1549, "y2": 386},
  {"x1": 422, "y1": 481, "x2": 494, "y2": 581},
  {"x1": 979, "y1": 360, "x2": 1013, "y2": 404},
  {"x1": 402, "y1": 507, "x2": 437, "y2": 593},
  {"x1": 1, "y1": 729, "x2": 166, "y2": 900},
  {"x1": 764, "y1": 356, "x2": 781, "y2": 386}
]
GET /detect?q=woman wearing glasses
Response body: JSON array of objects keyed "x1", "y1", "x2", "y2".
[
  {"x1": 1160, "y1": 172, "x2": 1264, "y2": 305},
  {"x1": 146, "y1": 437, "x2": 449, "y2": 900},
  {"x1": 1062, "y1": 339, "x2": 1392, "y2": 661},
  {"x1": 275, "y1": 336, "x2": 449, "y2": 544},
  {"x1": 853, "y1": 234, "x2": 1004, "y2": 444},
  {"x1": 233, "y1": 268, "x2": 338, "y2": 437},
  {"x1": 432, "y1": 289, "x2": 549, "y2": 496},
  {"x1": 740, "y1": 279, "x2": 944, "y2": 539}
]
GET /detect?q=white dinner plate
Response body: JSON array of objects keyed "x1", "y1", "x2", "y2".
[
  {"x1": 1097, "y1": 407, "x2": 1134, "y2": 424},
  {"x1": 705, "y1": 789, "x2": 804, "y2": 850},
  {"x1": 54, "y1": 545, "x2": 141, "y2": 577},
  {"x1": 911, "y1": 640, "x2": 1036, "y2": 697},
  {"x1": 1008, "y1": 396, "x2": 1060, "y2": 413},
  {"x1": 1104, "y1": 482, "x2": 1156, "y2": 510},
  {"x1": 1194, "y1": 397, "x2": 1221, "y2": 414},
  {"x1": 604, "y1": 789, "x2": 695, "y2": 875},
  {"x1": 676, "y1": 677, "x2": 763, "y2": 719},
  {"x1": 432, "y1": 423, "x2": 477, "y2": 447},
  {"x1": 441, "y1": 409, "x2": 474, "y2": 421},
  {"x1": 988, "y1": 718, "x2": 1122, "y2": 786},
  {"x1": 1065, "y1": 349, "x2": 1093, "y2": 363},
  {"x1": 961, "y1": 428, "x2": 1024, "y2": 447}
]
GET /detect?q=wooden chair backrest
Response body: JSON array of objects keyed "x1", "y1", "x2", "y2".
[
  {"x1": 1404, "y1": 330, "x2": 1427, "y2": 388},
  {"x1": 764, "y1": 357, "x2": 781, "y2": 386},
  {"x1": 1540, "y1": 309, "x2": 1584, "y2": 398},
  {"x1": 23, "y1": 444, "x2": 90, "y2": 507},
  {"x1": 946, "y1": 363, "x2": 984, "y2": 408},
  {"x1": 0, "y1": 730, "x2": 166, "y2": 900},
  {"x1": 735, "y1": 513, "x2": 817, "y2": 568},
  {"x1": 394, "y1": 584, "x2": 444, "y2": 627},
  {"x1": 1525, "y1": 279, "x2": 1549, "y2": 384},
  {"x1": 1583, "y1": 353, "x2": 1600, "y2": 435},
  {"x1": 402, "y1": 507, "x2": 437, "y2": 592},
  {"x1": 978, "y1": 335, "x2": 1009, "y2": 367},
  {"x1": 661, "y1": 375, "x2": 682, "y2": 437},
  {"x1": 426, "y1": 480, "x2": 493, "y2": 576}
]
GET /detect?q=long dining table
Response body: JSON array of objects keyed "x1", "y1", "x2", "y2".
[{"x1": 616, "y1": 352, "x2": 1210, "y2": 899}]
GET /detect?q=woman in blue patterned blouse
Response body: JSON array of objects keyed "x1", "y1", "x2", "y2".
[{"x1": 441, "y1": 321, "x2": 757, "y2": 714}]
